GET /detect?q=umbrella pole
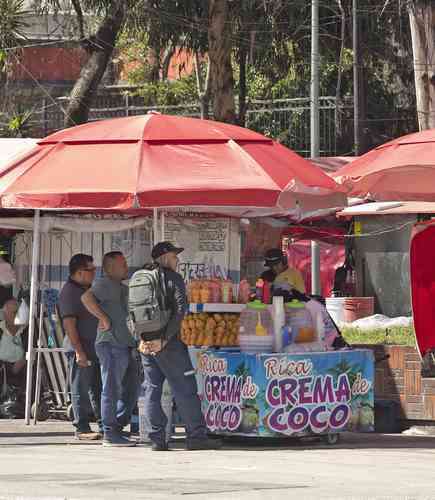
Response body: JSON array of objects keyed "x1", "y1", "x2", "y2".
[
  {"x1": 161, "y1": 211, "x2": 165, "y2": 241},
  {"x1": 153, "y1": 208, "x2": 158, "y2": 246},
  {"x1": 24, "y1": 209, "x2": 41, "y2": 424},
  {"x1": 311, "y1": 240, "x2": 321, "y2": 296}
]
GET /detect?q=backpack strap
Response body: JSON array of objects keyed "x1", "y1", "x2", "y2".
[{"x1": 159, "y1": 267, "x2": 171, "y2": 311}]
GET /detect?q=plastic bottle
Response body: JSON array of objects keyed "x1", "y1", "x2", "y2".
[
  {"x1": 262, "y1": 281, "x2": 271, "y2": 304},
  {"x1": 255, "y1": 278, "x2": 264, "y2": 302},
  {"x1": 238, "y1": 279, "x2": 251, "y2": 304}
]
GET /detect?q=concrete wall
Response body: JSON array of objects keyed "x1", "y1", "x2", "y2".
[{"x1": 354, "y1": 214, "x2": 416, "y2": 317}]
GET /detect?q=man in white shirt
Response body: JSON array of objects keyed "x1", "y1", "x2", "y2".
[{"x1": 0, "y1": 298, "x2": 27, "y2": 389}]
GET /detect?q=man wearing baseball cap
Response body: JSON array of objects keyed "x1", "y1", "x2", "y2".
[
  {"x1": 138, "y1": 241, "x2": 222, "y2": 451},
  {"x1": 262, "y1": 247, "x2": 306, "y2": 293}
]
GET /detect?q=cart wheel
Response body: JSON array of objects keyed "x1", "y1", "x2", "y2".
[
  {"x1": 67, "y1": 403, "x2": 74, "y2": 422},
  {"x1": 31, "y1": 401, "x2": 50, "y2": 422},
  {"x1": 323, "y1": 433, "x2": 340, "y2": 445}
]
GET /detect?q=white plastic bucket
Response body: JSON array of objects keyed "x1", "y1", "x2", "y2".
[
  {"x1": 325, "y1": 297, "x2": 347, "y2": 324},
  {"x1": 138, "y1": 380, "x2": 173, "y2": 443}
]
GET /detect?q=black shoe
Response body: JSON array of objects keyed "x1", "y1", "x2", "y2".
[
  {"x1": 151, "y1": 443, "x2": 169, "y2": 451},
  {"x1": 186, "y1": 438, "x2": 223, "y2": 451}
]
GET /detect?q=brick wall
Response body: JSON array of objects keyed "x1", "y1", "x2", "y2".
[{"x1": 358, "y1": 344, "x2": 435, "y2": 421}]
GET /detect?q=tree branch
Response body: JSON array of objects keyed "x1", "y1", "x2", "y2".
[{"x1": 71, "y1": 0, "x2": 85, "y2": 40}]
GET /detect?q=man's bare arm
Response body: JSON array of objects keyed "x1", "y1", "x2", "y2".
[
  {"x1": 62, "y1": 317, "x2": 88, "y2": 367},
  {"x1": 81, "y1": 290, "x2": 111, "y2": 331}
]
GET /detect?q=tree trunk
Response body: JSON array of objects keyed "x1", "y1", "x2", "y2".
[
  {"x1": 408, "y1": 1, "x2": 435, "y2": 130},
  {"x1": 208, "y1": 0, "x2": 236, "y2": 123},
  {"x1": 238, "y1": 42, "x2": 248, "y2": 127},
  {"x1": 64, "y1": 1, "x2": 125, "y2": 128},
  {"x1": 194, "y1": 52, "x2": 212, "y2": 120},
  {"x1": 335, "y1": 0, "x2": 346, "y2": 138},
  {"x1": 161, "y1": 43, "x2": 175, "y2": 81}
]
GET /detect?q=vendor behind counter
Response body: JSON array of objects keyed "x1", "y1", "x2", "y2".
[{"x1": 261, "y1": 248, "x2": 305, "y2": 294}]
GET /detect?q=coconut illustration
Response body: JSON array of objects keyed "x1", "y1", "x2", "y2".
[{"x1": 238, "y1": 405, "x2": 259, "y2": 433}]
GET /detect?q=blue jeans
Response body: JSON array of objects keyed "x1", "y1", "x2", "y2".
[
  {"x1": 117, "y1": 350, "x2": 141, "y2": 429},
  {"x1": 67, "y1": 354, "x2": 102, "y2": 433},
  {"x1": 96, "y1": 343, "x2": 130, "y2": 437},
  {"x1": 140, "y1": 337, "x2": 207, "y2": 446}
]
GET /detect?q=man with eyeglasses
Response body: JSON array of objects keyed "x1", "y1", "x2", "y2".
[{"x1": 58, "y1": 254, "x2": 102, "y2": 441}]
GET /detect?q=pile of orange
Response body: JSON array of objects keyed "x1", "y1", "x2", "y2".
[{"x1": 181, "y1": 313, "x2": 240, "y2": 347}]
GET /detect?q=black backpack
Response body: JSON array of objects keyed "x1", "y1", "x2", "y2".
[{"x1": 128, "y1": 265, "x2": 171, "y2": 341}]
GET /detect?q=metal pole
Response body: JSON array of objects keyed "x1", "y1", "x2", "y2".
[
  {"x1": 353, "y1": 0, "x2": 360, "y2": 156},
  {"x1": 311, "y1": 240, "x2": 321, "y2": 296},
  {"x1": 161, "y1": 211, "x2": 165, "y2": 241},
  {"x1": 153, "y1": 208, "x2": 158, "y2": 246},
  {"x1": 310, "y1": 0, "x2": 320, "y2": 159},
  {"x1": 24, "y1": 209, "x2": 41, "y2": 424},
  {"x1": 32, "y1": 300, "x2": 45, "y2": 425},
  {"x1": 310, "y1": 0, "x2": 321, "y2": 296}
]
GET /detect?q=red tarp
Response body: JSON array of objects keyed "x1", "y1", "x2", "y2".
[
  {"x1": 410, "y1": 220, "x2": 435, "y2": 356},
  {"x1": 286, "y1": 240, "x2": 345, "y2": 297}
]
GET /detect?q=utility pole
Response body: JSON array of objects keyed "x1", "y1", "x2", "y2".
[
  {"x1": 310, "y1": 0, "x2": 321, "y2": 296},
  {"x1": 353, "y1": 0, "x2": 361, "y2": 155}
]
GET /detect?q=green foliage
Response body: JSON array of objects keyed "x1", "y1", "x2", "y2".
[
  {"x1": 133, "y1": 74, "x2": 198, "y2": 106},
  {"x1": 0, "y1": 0, "x2": 29, "y2": 49},
  {"x1": 0, "y1": 108, "x2": 34, "y2": 137},
  {"x1": 342, "y1": 326, "x2": 415, "y2": 346}
]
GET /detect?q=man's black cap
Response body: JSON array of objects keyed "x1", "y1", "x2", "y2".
[
  {"x1": 264, "y1": 248, "x2": 284, "y2": 267},
  {"x1": 151, "y1": 241, "x2": 184, "y2": 260}
]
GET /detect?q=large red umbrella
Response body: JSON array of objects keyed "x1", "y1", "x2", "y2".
[
  {"x1": 0, "y1": 113, "x2": 345, "y2": 216},
  {"x1": 334, "y1": 128, "x2": 435, "y2": 201}
]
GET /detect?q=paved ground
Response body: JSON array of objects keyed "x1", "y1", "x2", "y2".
[{"x1": 0, "y1": 420, "x2": 434, "y2": 500}]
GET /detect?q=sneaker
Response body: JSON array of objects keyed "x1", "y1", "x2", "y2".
[
  {"x1": 102, "y1": 435, "x2": 137, "y2": 447},
  {"x1": 186, "y1": 438, "x2": 223, "y2": 451},
  {"x1": 75, "y1": 431, "x2": 101, "y2": 441},
  {"x1": 151, "y1": 443, "x2": 169, "y2": 451}
]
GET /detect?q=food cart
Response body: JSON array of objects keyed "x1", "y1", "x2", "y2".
[
  {"x1": 190, "y1": 347, "x2": 374, "y2": 443},
  {"x1": 184, "y1": 300, "x2": 374, "y2": 443}
]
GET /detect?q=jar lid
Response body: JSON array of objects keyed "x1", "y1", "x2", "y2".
[
  {"x1": 285, "y1": 299, "x2": 305, "y2": 309},
  {"x1": 247, "y1": 299, "x2": 268, "y2": 310}
]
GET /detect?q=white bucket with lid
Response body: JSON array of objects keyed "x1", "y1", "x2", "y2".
[{"x1": 325, "y1": 297, "x2": 347, "y2": 325}]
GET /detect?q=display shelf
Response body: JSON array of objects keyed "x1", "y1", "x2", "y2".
[{"x1": 188, "y1": 303, "x2": 246, "y2": 314}]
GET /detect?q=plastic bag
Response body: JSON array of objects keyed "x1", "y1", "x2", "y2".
[
  {"x1": 14, "y1": 299, "x2": 30, "y2": 326},
  {"x1": 0, "y1": 260, "x2": 16, "y2": 287}
]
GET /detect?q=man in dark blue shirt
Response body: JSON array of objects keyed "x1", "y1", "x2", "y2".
[{"x1": 58, "y1": 254, "x2": 101, "y2": 440}]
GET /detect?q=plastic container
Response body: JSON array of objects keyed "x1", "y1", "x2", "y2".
[
  {"x1": 239, "y1": 300, "x2": 273, "y2": 337},
  {"x1": 221, "y1": 281, "x2": 234, "y2": 304},
  {"x1": 325, "y1": 297, "x2": 347, "y2": 324},
  {"x1": 199, "y1": 283, "x2": 210, "y2": 303},
  {"x1": 285, "y1": 300, "x2": 315, "y2": 343},
  {"x1": 238, "y1": 279, "x2": 251, "y2": 304},
  {"x1": 343, "y1": 297, "x2": 374, "y2": 323},
  {"x1": 239, "y1": 300, "x2": 273, "y2": 353},
  {"x1": 239, "y1": 334, "x2": 274, "y2": 354},
  {"x1": 209, "y1": 280, "x2": 221, "y2": 303}
]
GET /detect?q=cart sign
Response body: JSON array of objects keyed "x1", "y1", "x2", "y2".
[
  {"x1": 164, "y1": 216, "x2": 240, "y2": 282},
  {"x1": 190, "y1": 349, "x2": 374, "y2": 437}
]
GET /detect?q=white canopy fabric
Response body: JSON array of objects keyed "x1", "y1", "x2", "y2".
[{"x1": 0, "y1": 215, "x2": 150, "y2": 233}]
